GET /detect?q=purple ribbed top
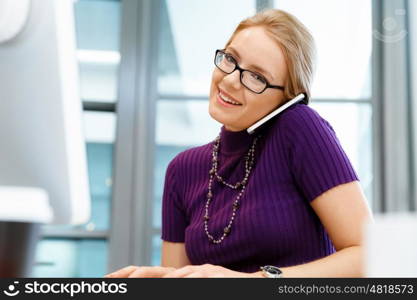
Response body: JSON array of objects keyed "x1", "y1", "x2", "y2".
[{"x1": 161, "y1": 103, "x2": 358, "y2": 273}]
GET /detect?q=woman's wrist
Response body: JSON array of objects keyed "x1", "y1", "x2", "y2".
[{"x1": 251, "y1": 271, "x2": 265, "y2": 278}]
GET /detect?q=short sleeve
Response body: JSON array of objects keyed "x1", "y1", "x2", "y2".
[
  {"x1": 161, "y1": 155, "x2": 188, "y2": 242},
  {"x1": 281, "y1": 105, "x2": 359, "y2": 203}
]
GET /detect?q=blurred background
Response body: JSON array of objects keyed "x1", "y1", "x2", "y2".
[{"x1": 32, "y1": 0, "x2": 416, "y2": 277}]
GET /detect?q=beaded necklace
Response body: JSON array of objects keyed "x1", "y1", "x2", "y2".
[{"x1": 203, "y1": 134, "x2": 260, "y2": 244}]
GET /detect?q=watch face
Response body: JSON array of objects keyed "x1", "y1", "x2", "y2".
[{"x1": 265, "y1": 265, "x2": 282, "y2": 275}]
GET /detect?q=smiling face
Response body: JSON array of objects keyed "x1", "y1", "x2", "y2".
[{"x1": 209, "y1": 26, "x2": 288, "y2": 131}]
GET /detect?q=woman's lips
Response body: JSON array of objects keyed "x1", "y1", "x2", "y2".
[
  {"x1": 216, "y1": 89, "x2": 242, "y2": 108},
  {"x1": 217, "y1": 93, "x2": 238, "y2": 107}
]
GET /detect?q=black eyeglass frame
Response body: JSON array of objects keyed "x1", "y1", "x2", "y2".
[{"x1": 214, "y1": 49, "x2": 285, "y2": 94}]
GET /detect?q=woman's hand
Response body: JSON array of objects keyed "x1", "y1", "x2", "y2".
[
  {"x1": 162, "y1": 264, "x2": 262, "y2": 278},
  {"x1": 105, "y1": 266, "x2": 176, "y2": 278},
  {"x1": 105, "y1": 264, "x2": 263, "y2": 278}
]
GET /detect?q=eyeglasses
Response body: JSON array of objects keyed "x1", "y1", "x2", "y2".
[{"x1": 214, "y1": 49, "x2": 285, "y2": 94}]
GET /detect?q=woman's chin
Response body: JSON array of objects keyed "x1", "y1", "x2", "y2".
[
  {"x1": 209, "y1": 103, "x2": 249, "y2": 130},
  {"x1": 208, "y1": 104, "x2": 222, "y2": 122},
  {"x1": 209, "y1": 106, "x2": 230, "y2": 125}
]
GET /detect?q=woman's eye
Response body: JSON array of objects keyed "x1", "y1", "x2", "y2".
[
  {"x1": 251, "y1": 72, "x2": 266, "y2": 83},
  {"x1": 225, "y1": 54, "x2": 235, "y2": 63}
]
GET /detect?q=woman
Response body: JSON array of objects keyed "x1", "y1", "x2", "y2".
[{"x1": 106, "y1": 9, "x2": 372, "y2": 278}]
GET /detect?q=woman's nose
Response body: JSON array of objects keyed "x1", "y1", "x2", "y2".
[{"x1": 222, "y1": 69, "x2": 242, "y2": 90}]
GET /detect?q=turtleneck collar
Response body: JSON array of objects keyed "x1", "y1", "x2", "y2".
[
  {"x1": 219, "y1": 126, "x2": 255, "y2": 155},
  {"x1": 218, "y1": 115, "x2": 278, "y2": 155}
]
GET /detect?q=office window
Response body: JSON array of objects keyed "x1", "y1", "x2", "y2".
[
  {"x1": 158, "y1": 0, "x2": 256, "y2": 96},
  {"x1": 34, "y1": 240, "x2": 107, "y2": 278},
  {"x1": 34, "y1": 0, "x2": 120, "y2": 277},
  {"x1": 75, "y1": 0, "x2": 121, "y2": 102},
  {"x1": 83, "y1": 112, "x2": 116, "y2": 232},
  {"x1": 274, "y1": 0, "x2": 372, "y2": 100}
]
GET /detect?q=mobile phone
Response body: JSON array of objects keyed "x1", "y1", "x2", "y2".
[{"x1": 246, "y1": 93, "x2": 305, "y2": 134}]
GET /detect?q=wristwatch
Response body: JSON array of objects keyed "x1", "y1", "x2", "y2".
[{"x1": 259, "y1": 265, "x2": 283, "y2": 278}]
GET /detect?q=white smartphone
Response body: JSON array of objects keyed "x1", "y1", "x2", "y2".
[{"x1": 246, "y1": 93, "x2": 305, "y2": 134}]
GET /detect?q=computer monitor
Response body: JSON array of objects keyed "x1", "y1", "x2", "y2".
[{"x1": 0, "y1": 0, "x2": 91, "y2": 225}]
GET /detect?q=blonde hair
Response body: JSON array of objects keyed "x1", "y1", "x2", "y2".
[{"x1": 225, "y1": 9, "x2": 316, "y2": 103}]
